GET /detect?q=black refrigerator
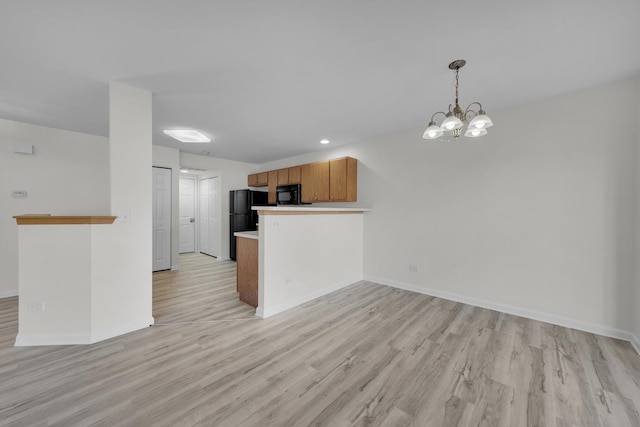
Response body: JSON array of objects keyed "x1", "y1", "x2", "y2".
[{"x1": 229, "y1": 189, "x2": 269, "y2": 260}]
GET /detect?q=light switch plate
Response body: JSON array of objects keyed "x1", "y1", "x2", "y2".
[{"x1": 120, "y1": 210, "x2": 131, "y2": 223}]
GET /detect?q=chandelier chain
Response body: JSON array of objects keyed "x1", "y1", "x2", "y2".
[{"x1": 455, "y1": 68, "x2": 459, "y2": 106}]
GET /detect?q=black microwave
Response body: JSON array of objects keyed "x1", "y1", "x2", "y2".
[{"x1": 276, "y1": 184, "x2": 303, "y2": 205}]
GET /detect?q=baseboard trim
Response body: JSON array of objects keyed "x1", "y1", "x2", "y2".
[
  {"x1": 90, "y1": 317, "x2": 155, "y2": 344},
  {"x1": 258, "y1": 277, "x2": 362, "y2": 318},
  {"x1": 0, "y1": 290, "x2": 18, "y2": 299},
  {"x1": 364, "y1": 275, "x2": 636, "y2": 346},
  {"x1": 15, "y1": 333, "x2": 93, "y2": 346},
  {"x1": 14, "y1": 317, "x2": 155, "y2": 347}
]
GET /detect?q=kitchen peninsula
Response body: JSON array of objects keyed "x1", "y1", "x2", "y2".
[{"x1": 236, "y1": 207, "x2": 368, "y2": 318}]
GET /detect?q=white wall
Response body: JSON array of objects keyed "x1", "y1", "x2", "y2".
[
  {"x1": 0, "y1": 119, "x2": 109, "y2": 298},
  {"x1": 153, "y1": 145, "x2": 180, "y2": 269},
  {"x1": 258, "y1": 212, "x2": 364, "y2": 317},
  {"x1": 633, "y1": 75, "x2": 640, "y2": 352},
  {"x1": 90, "y1": 82, "x2": 154, "y2": 340},
  {"x1": 16, "y1": 225, "x2": 93, "y2": 344},
  {"x1": 260, "y1": 74, "x2": 640, "y2": 340},
  {"x1": 179, "y1": 152, "x2": 258, "y2": 260}
]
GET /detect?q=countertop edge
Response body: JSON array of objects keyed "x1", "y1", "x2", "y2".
[{"x1": 234, "y1": 231, "x2": 259, "y2": 240}]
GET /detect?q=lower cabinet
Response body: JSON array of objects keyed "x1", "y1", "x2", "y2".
[{"x1": 236, "y1": 237, "x2": 258, "y2": 308}]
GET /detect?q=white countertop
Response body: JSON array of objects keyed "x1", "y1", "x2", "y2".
[
  {"x1": 234, "y1": 230, "x2": 259, "y2": 240},
  {"x1": 252, "y1": 206, "x2": 370, "y2": 212}
]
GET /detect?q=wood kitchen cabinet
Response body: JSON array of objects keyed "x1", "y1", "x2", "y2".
[
  {"x1": 277, "y1": 168, "x2": 289, "y2": 185},
  {"x1": 329, "y1": 157, "x2": 357, "y2": 201},
  {"x1": 236, "y1": 236, "x2": 258, "y2": 308},
  {"x1": 267, "y1": 170, "x2": 278, "y2": 204},
  {"x1": 301, "y1": 161, "x2": 329, "y2": 202},
  {"x1": 301, "y1": 157, "x2": 357, "y2": 203},
  {"x1": 248, "y1": 172, "x2": 268, "y2": 187},
  {"x1": 247, "y1": 157, "x2": 355, "y2": 203},
  {"x1": 277, "y1": 166, "x2": 301, "y2": 185},
  {"x1": 287, "y1": 166, "x2": 301, "y2": 184}
]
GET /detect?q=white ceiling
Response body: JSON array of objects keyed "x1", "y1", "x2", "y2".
[{"x1": 1, "y1": 0, "x2": 639, "y2": 164}]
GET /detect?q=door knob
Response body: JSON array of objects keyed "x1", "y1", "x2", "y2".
[{"x1": 190, "y1": 218, "x2": 195, "y2": 223}]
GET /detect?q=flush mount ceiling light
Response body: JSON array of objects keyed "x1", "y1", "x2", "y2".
[
  {"x1": 163, "y1": 129, "x2": 211, "y2": 143},
  {"x1": 320, "y1": 139, "x2": 330, "y2": 145},
  {"x1": 422, "y1": 59, "x2": 493, "y2": 141}
]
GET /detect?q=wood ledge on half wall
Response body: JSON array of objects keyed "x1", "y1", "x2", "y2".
[{"x1": 13, "y1": 214, "x2": 117, "y2": 225}]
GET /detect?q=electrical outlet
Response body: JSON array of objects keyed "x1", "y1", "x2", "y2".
[
  {"x1": 409, "y1": 264, "x2": 419, "y2": 272},
  {"x1": 271, "y1": 219, "x2": 280, "y2": 230}
]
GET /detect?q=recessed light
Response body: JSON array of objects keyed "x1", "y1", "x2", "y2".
[
  {"x1": 320, "y1": 139, "x2": 330, "y2": 145},
  {"x1": 180, "y1": 169, "x2": 189, "y2": 173},
  {"x1": 163, "y1": 129, "x2": 211, "y2": 143}
]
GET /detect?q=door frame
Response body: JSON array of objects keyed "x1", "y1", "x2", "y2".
[
  {"x1": 152, "y1": 166, "x2": 172, "y2": 271},
  {"x1": 179, "y1": 176, "x2": 197, "y2": 254}
]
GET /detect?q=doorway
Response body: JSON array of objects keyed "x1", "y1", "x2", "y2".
[
  {"x1": 152, "y1": 167, "x2": 172, "y2": 271},
  {"x1": 199, "y1": 176, "x2": 220, "y2": 257},
  {"x1": 179, "y1": 177, "x2": 196, "y2": 253}
]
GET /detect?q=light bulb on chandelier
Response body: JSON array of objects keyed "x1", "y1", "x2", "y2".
[{"x1": 422, "y1": 59, "x2": 493, "y2": 141}]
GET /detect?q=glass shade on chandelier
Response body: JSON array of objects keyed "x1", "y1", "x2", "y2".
[{"x1": 422, "y1": 59, "x2": 493, "y2": 141}]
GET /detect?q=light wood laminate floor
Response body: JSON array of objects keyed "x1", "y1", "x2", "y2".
[{"x1": 1, "y1": 253, "x2": 639, "y2": 426}]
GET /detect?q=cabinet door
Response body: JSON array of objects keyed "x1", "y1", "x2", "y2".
[
  {"x1": 257, "y1": 172, "x2": 268, "y2": 186},
  {"x1": 329, "y1": 157, "x2": 357, "y2": 201},
  {"x1": 268, "y1": 170, "x2": 278, "y2": 204},
  {"x1": 248, "y1": 173, "x2": 268, "y2": 187},
  {"x1": 301, "y1": 161, "x2": 330, "y2": 202},
  {"x1": 236, "y1": 237, "x2": 258, "y2": 308},
  {"x1": 277, "y1": 168, "x2": 289, "y2": 185},
  {"x1": 329, "y1": 158, "x2": 347, "y2": 201},
  {"x1": 288, "y1": 166, "x2": 301, "y2": 184}
]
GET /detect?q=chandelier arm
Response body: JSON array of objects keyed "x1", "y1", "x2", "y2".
[
  {"x1": 464, "y1": 102, "x2": 483, "y2": 115},
  {"x1": 430, "y1": 111, "x2": 447, "y2": 123}
]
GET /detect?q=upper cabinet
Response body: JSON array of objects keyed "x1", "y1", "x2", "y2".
[
  {"x1": 248, "y1": 157, "x2": 357, "y2": 203},
  {"x1": 301, "y1": 161, "x2": 330, "y2": 203},
  {"x1": 329, "y1": 157, "x2": 357, "y2": 202},
  {"x1": 301, "y1": 157, "x2": 357, "y2": 203},
  {"x1": 288, "y1": 166, "x2": 301, "y2": 184},
  {"x1": 268, "y1": 170, "x2": 278, "y2": 204},
  {"x1": 277, "y1": 166, "x2": 301, "y2": 185},
  {"x1": 248, "y1": 172, "x2": 268, "y2": 187}
]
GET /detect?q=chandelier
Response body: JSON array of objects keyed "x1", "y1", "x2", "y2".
[{"x1": 422, "y1": 59, "x2": 493, "y2": 140}]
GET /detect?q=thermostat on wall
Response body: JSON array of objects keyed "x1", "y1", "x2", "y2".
[
  {"x1": 12, "y1": 190, "x2": 27, "y2": 198},
  {"x1": 12, "y1": 143, "x2": 34, "y2": 154}
]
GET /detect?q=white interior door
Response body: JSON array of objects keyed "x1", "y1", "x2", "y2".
[
  {"x1": 209, "y1": 176, "x2": 220, "y2": 257},
  {"x1": 199, "y1": 177, "x2": 220, "y2": 257},
  {"x1": 152, "y1": 167, "x2": 171, "y2": 271},
  {"x1": 179, "y1": 177, "x2": 196, "y2": 253}
]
